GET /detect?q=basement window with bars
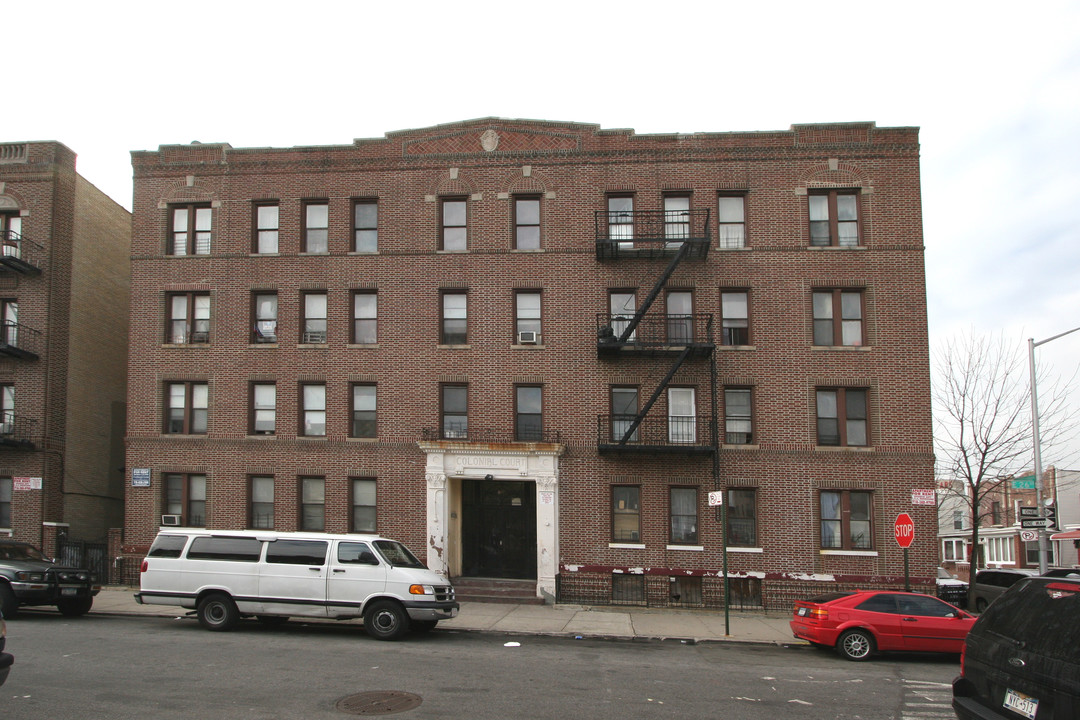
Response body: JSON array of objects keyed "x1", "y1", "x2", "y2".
[{"x1": 611, "y1": 574, "x2": 645, "y2": 605}]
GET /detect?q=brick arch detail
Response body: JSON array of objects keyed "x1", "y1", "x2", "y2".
[
  {"x1": 432, "y1": 172, "x2": 477, "y2": 197},
  {"x1": 0, "y1": 191, "x2": 27, "y2": 211},
  {"x1": 159, "y1": 179, "x2": 217, "y2": 205},
  {"x1": 799, "y1": 162, "x2": 869, "y2": 189},
  {"x1": 505, "y1": 170, "x2": 550, "y2": 195}
]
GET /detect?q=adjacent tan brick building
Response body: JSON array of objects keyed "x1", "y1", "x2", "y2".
[
  {"x1": 122, "y1": 119, "x2": 935, "y2": 608},
  {"x1": 0, "y1": 141, "x2": 130, "y2": 556}
]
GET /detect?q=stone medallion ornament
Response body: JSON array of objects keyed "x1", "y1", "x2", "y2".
[{"x1": 480, "y1": 129, "x2": 500, "y2": 152}]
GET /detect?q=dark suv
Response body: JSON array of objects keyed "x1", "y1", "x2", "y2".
[
  {"x1": 953, "y1": 575, "x2": 1080, "y2": 719},
  {"x1": 0, "y1": 539, "x2": 99, "y2": 617},
  {"x1": 968, "y1": 568, "x2": 1038, "y2": 612}
]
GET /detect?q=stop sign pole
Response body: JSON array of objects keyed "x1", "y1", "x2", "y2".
[{"x1": 895, "y1": 513, "x2": 915, "y2": 591}]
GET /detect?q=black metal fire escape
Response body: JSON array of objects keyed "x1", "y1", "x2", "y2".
[{"x1": 594, "y1": 208, "x2": 716, "y2": 455}]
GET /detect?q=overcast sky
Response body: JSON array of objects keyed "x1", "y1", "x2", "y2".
[{"x1": 9, "y1": 1, "x2": 1080, "y2": 467}]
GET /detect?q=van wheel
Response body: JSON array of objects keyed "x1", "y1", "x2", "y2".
[
  {"x1": 364, "y1": 600, "x2": 409, "y2": 640},
  {"x1": 411, "y1": 620, "x2": 437, "y2": 634},
  {"x1": 57, "y1": 597, "x2": 93, "y2": 617},
  {"x1": 197, "y1": 593, "x2": 239, "y2": 631},
  {"x1": 0, "y1": 583, "x2": 18, "y2": 618},
  {"x1": 837, "y1": 629, "x2": 875, "y2": 661}
]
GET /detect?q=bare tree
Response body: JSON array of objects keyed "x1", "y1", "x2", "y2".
[{"x1": 933, "y1": 330, "x2": 1077, "y2": 602}]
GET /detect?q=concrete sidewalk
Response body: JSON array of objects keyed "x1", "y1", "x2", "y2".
[{"x1": 88, "y1": 587, "x2": 802, "y2": 646}]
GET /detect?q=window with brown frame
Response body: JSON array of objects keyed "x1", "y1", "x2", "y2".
[
  {"x1": 441, "y1": 291, "x2": 467, "y2": 344},
  {"x1": 352, "y1": 292, "x2": 377, "y2": 344},
  {"x1": 816, "y1": 387, "x2": 869, "y2": 447},
  {"x1": 250, "y1": 382, "x2": 276, "y2": 435},
  {"x1": 441, "y1": 384, "x2": 468, "y2": 439},
  {"x1": 253, "y1": 202, "x2": 279, "y2": 253},
  {"x1": 252, "y1": 292, "x2": 278, "y2": 343},
  {"x1": 720, "y1": 291, "x2": 749, "y2": 346},
  {"x1": 717, "y1": 195, "x2": 746, "y2": 249},
  {"x1": 812, "y1": 289, "x2": 864, "y2": 346},
  {"x1": 0, "y1": 385, "x2": 13, "y2": 435},
  {"x1": 607, "y1": 195, "x2": 634, "y2": 248},
  {"x1": 820, "y1": 489, "x2": 872, "y2": 549},
  {"x1": 612, "y1": 485, "x2": 641, "y2": 542},
  {"x1": 164, "y1": 473, "x2": 206, "y2": 527},
  {"x1": 515, "y1": 385, "x2": 542, "y2": 441},
  {"x1": 353, "y1": 200, "x2": 378, "y2": 252},
  {"x1": 351, "y1": 384, "x2": 376, "y2": 438},
  {"x1": 610, "y1": 386, "x2": 639, "y2": 442},
  {"x1": 249, "y1": 476, "x2": 274, "y2": 529},
  {"x1": 301, "y1": 292, "x2": 327, "y2": 344},
  {"x1": 809, "y1": 190, "x2": 860, "y2": 247},
  {"x1": 169, "y1": 204, "x2": 211, "y2": 255},
  {"x1": 727, "y1": 488, "x2": 757, "y2": 546},
  {"x1": 441, "y1": 198, "x2": 467, "y2": 250},
  {"x1": 515, "y1": 291, "x2": 541, "y2": 343},
  {"x1": 303, "y1": 201, "x2": 329, "y2": 253},
  {"x1": 300, "y1": 383, "x2": 326, "y2": 437},
  {"x1": 165, "y1": 382, "x2": 208, "y2": 434},
  {"x1": 669, "y1": 486, "x2": 698, "y2": 544},
  {"x1": 300, "y1": 477, "x2": 325, "y2": 531},
  {"x1": 724, "y1": 387, "x2": 753, "y2": 444},
  {"x1": 351, "y1": 478, "x2": 376, "y2": 533},
  {"x1": 0, "y1": 475, "x2": 11, "y2": 528},
  {"x1": 514, "y1": 196, "x2": 540, "y2": 250},
  {"x1": 167, "y1": 293, "x2": 210, "y2": 344}
]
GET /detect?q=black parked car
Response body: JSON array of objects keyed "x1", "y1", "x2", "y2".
[
  {"x1": 953, "y1": 575, "x2": 1080, "y2": 719},
  {"x1": 0, "y1": 539, "x2": 99, "y2": 617}
]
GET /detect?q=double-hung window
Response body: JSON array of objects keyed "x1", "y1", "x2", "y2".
[
  {"x1": 664, "y1": 195, "x2": 690, "y2": 248},
  {"x1": 170, "y1": 205, "x2": 211, "y2": 255},
  {"x1": 251, "y1": 383, "x2": 276, "y2": 435},
  {"x1": 813, "y1": 290, "x2": 864, "y2": 346},
  {"x1": 612, "y1": 486, "x2": 641, "y2": 542},
  {"x1": 666, "y1": 291, "x2": 693, "y2": 344},
  {"x1": 943, "y1": 538, "x2": 964, "y2": 562},
  {"x1": 0, "y1": 476, "x2": 12, "y2": 528},
  {"x1": 514, "y1": 196, "x2": 541, "y2": 250},
  {"x1": 252, "y1": 292, "x2": 278, "y2": 343},
  {"x1": 303, "y1": 202, "x2": 329, "y2": 253},
  {"x1": 727, "y1": 489, "x2": 757, "y2": 546},
  {"x1": 607, "y1": 195, "x2": 634, "y2": 249},
  {"x1": 515, "y1": 291, "x2": 541, "y2": 343},
  {"x1": 717, "y1": 195, "x2": 746, "y2": 249},
  {"x1": 254, "y1": 203, "x2": 279, "y2": 253},
  {"x1": 1, "y1": 300, "x2": 18, "y2": 348},
  {"x1": 0, "y1": 385, "x2": 13, "y2": 435},
  {"x1": 164, "y1": 473, "x2": 206, "y2": 527},
  {"x1": 611, "y1": 386, "x2": 639, "y2": 442},
  {"x1": 809, "y1": 190, "x2": 860, "y2": 247},
  {"x1": 816, "y1": 388, "x2": 868, "y2": 446},
  {"x1": 168, "y1": 293, "x2": 210, "y2": 344},
  {"x1": 352, "y1": 292, "x2": 377, "y2": 344},
  {"x1": 300, "y1": 477, "x2": 325, "y2": 531},
  {"x1": 0, "y1": 213, "x2": 22, "y2": 247},
  {"x1": 351, "y1": 384, "x2": 376, "y2": 438},
  {"x1": 441, "y1": 384, "x2": 468, "y2": 439},
  {"x1": 166, "y1": 382, "x2": 207, "y2": 434},
  {"x1": 820, "y1": 489, "x2": 872, "y2": 549},
  {"x1": 301, "y1": 384, "x2": 326, "y2": 437},
  {"x1": 515, "y1": 385, "x2": 542, "y2": 441},
  {"x1": 302, "y1": 292, "x2": 327, "y2": 344},
  {"x1": 609, "y1": 291, "x2": 636, "y2": 342},
  {"x1": 351, "y1": 478, "x2": 376, "y2": 533},
  {"x1": 249, "y1": 476, "x2": 274, "y2": 529},
  {"x1": 441, "y1": 198, "x2": 467, "y2": 251},
  {"x1": 441, "y1": 292, "x2": 467, "y2": 345},
  {"x1": 720, "y1": 291, "x2": 749, "y2": 345},
  {"x1": 668, "y1": 387, "x2": 696, "y2": 444},
  {"x1": 724, "y1": 388, "x2": 753, "y2": 444},
  {"x1": 354, "y1": 200, "x2": 378, "y2": 252},
  {"x1": 670, "y1": 487, "x2": 698, "y2": 545}
]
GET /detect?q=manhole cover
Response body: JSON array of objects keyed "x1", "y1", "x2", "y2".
[{"x1": 336, "y1": 691, "x2": 423, "y2": 716}]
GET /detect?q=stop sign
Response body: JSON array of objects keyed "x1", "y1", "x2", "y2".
[{"x1": 894, "y1": 513, "x2": 915, "y2": 548}]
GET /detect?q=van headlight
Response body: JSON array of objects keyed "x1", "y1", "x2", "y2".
[
  {"x1": 15, "y1": 571, "x2": 46, "y2": 582},
  {"x1": 409, "y1": 584, "x2": 435, "y2": 595}
]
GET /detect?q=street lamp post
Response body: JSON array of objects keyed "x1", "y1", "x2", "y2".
[{"x1": 1028, "y1": 325, "x2": 1080, "y2": 574}]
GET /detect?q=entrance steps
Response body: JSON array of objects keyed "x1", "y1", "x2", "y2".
[{"x1": 452, "y1": 577, "x2": 544, "y2": 605}]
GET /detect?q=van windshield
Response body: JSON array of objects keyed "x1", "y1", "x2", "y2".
[
  {"x1": 373, "y1": 540, "x2": 426, "y2": 569},
  {"x1": 979, "y1": 579, "x2": 1080, "y2": 662}
]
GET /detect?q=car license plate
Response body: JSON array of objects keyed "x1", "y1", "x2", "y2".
[
  {"x1": 1003, "y1": 689, "x2": 1038, "y2": 720},
  {"x1": 797, "y1": 607, "x2": 808, "y2": 617},
  {"x1": 61, "y1": 587, "x2": 77, "y2": 596}
]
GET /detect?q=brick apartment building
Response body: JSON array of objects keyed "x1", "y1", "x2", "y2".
[
  {"x1": 122, "y1": 119, "x2": 936, "y2": 609},
  {"x1": 0, "y1": 141, "x2": 130, "y2": 557}
]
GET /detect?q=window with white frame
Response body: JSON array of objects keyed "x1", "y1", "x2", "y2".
[
  {"x1": 943, "y1": 538, "x2": 965, "y2": 561},
  {"x1": 985, "y1": 536, "x2": 1013, "y2": 564}
]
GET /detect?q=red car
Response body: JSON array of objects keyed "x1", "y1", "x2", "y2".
[{"x1": 790, "y1": 590, "x2": 975, "y2": 661}]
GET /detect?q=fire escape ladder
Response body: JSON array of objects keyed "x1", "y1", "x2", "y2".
[
  {"x1": 617, "y1": 346, "x2": 692, "y2": 444},
  {"x1": 616, "y1": 242, "x2": 692, "y2": 343}
]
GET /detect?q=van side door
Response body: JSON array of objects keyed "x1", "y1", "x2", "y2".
[
  {"x1": 326, "y1": 541, "x2": 387, "y2": 618},
  {"x1": 258, "y1": 539, "x2": 329, "y2": 618}
]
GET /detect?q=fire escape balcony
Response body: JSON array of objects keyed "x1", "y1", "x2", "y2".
[
  {"x1": 0, "y1": 321, "x2": 41, "y2": 360},
  {"x1": 596, "y1": 313, "x2": 714, "y2": 358},
  {"x1": 597, "y1": 415, "x2": 716, "y2": 456},
  {"x1": 0, "y1": 413, "x2": 37, "y2": 449},
  {"x1": 595, "y1": 209, "x2": 711, "y2": 261},
  {"x1": 0, "y1": 230, "x2": 44, "y2": 275}
]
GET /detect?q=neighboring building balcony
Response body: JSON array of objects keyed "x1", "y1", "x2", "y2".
[
  {"x1": 0, "y1": 413, "x2": 37, "y2": 449},
  {"x1": 597, "y1": 415, "x2": 717, "y2": 455},
  {"x1": 596, "y1": 313, "x2": 714, "y2": 358},
  {"x1": 0, "y1": 230, "x2": 44, "y2": 275},
  {"x1": 420, "y1": 427, "x2": 563, "y2": 446},
  {"x1": 0, "y1": 321, "x2": 41, "y2": 360},
  {"x1": 594, "y1": 209, "x2": 711, "y2": 260}
]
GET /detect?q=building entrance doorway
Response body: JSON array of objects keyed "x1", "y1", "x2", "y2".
[{"x1": 461, "y1": 478, "x2": 536, "y2": 579}]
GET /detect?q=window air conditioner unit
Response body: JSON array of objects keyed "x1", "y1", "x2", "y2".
[
  {"x1": 517, "y1": 331, "x2": 538, "y2": 345},
  {"x1": 161, "y1": 514, "x2": 181, "y2": 527}
]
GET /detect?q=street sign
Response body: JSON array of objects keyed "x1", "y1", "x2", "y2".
[
  {"x1": 1019, "y1": 506, "x2": 1040, "y2": 517},
  {"x1": 707, "y1": 491, "x2": 724, "y2": 507},
  {"x1": 894, "y1": 513, "x2": 915, "y2": 548},
  {"x1": 1020, "y1": 530, "x2": 1038, "y2": 542},
  {"x1": 1020, "y1": 518, "x2": 1054, "y2": 529},
  {"x1": 911, "y1": 489, "x2": 936, "y2": 505},
  {"x1": 1012, "y1": 475, "x2": 1037, "y2": 489}
]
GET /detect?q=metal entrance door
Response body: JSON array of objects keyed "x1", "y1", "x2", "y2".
[{"x1": 461, "y1": 479, "x2": 536, "y2": 579}]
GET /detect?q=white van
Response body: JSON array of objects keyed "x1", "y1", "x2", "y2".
[{"x1": 135, "y1": 529, "x2": 458, "y2": 640}]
